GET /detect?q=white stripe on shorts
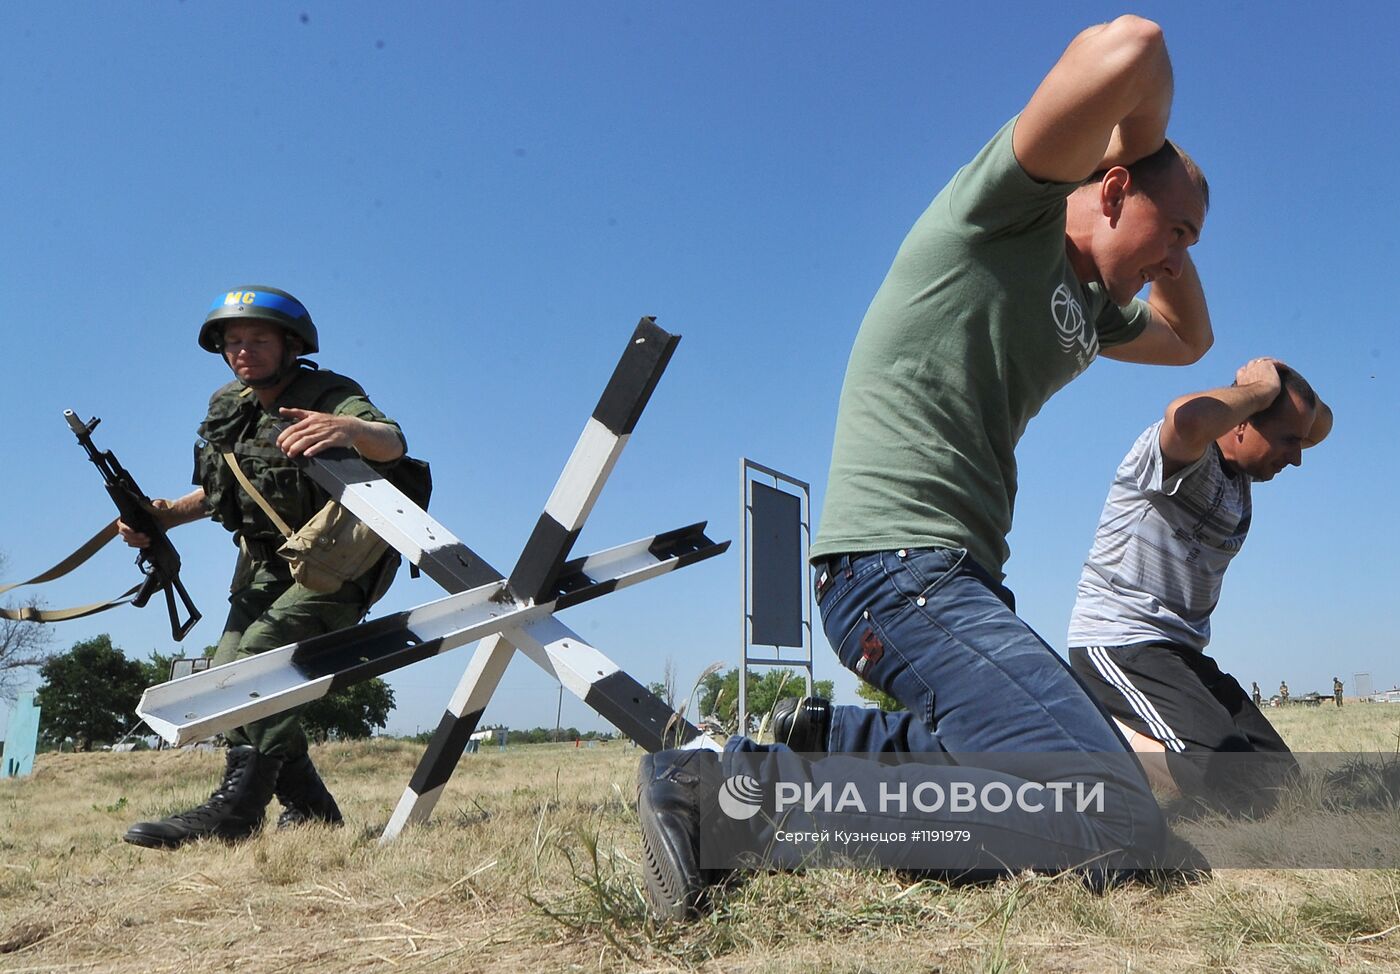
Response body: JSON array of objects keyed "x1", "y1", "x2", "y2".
[{"x1": 1086, "y1": 646, "x2": 1187, "y2": 753}]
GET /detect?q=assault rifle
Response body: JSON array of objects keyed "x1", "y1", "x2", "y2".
[{"x1": 65, "y1": 410, "x2": 201, "y2": 640}]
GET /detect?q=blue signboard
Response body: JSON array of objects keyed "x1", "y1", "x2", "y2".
[{"x1": 2, "y1": 692, "x2": 41, "y2": 779}]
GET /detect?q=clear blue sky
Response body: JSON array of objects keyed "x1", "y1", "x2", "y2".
[{"x1": 3, "y1": 3, "x2": 1396, "y2": 737}]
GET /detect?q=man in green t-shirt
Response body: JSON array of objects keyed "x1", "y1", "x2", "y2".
[{"x1": 639, "y1": 16, "x2": 1213, "y2": 920}]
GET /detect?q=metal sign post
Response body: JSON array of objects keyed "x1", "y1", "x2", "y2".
[{"x1": 739, "y1": 460, "x2": 812, "y2": 735}]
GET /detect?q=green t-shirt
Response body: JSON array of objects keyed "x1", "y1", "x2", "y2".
[{"x1": 811, "y1": 116, "x2": 1150, "y2": 579}]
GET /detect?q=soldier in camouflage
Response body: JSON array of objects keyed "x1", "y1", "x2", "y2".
[{"x1": 120, "y1": 286, "x2": 411, "y2": 849}]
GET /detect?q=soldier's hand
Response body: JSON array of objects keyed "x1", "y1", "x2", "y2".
[
  {"x1": 276, "y1": 407, "x2": 361, "y2": 458},
  {"x1": 117, "y1": 498, "x2": 172, "y2": 548}
]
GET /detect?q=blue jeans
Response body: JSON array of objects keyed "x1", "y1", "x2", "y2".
[
  {"x1": 724, "y1": 548, "x2": 1167, "y2": 873},
  {"x1": 821, "y1": 549, "x2": 1133, "y2": 757}
]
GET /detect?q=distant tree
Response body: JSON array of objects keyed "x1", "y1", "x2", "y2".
[
  {"x1": 697, "y1": 668, "x2": 737, "y2": 723},
  {"x1": 0, "y1": 552, "x2": 56, "y2": 698},
  {"x1": 35, "y1": 634, "x2": 146, "y2": 750},
  {"x1": 503, "y1": 725, "x2": 606, "y2": 745},
  {"x1": 855, "y1": 681, "x2": 903, "y2": 712},
  {"x1": 698, "y1": 667, "x2": 835, "y2": 733},
  {"x1": 646, "y1": 655, "x2": 680, "y2": 713},
  {"x1": 139, "y1": 650, "x2": 181, "y2": 689},
  {"x1": 299, "y1": 679, "x2": 395, "y2": 742}
]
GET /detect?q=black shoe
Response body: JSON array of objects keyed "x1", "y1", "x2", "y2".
[
  {"x1": 637, "y1": 749, "x2": 723, "y2": 920},
  {"x1": 274, "y1": 752, "x2": 344, "y2": 829},
  {"x1": 772, "y1": 696, "x2": 832, "y2": 752},
  {"x1": 124, "y1": 746, "x2": 282, "y2": 850}
]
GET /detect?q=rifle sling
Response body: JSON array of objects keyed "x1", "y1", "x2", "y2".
[
  {"x1": 0, "y1": 585, "x2": 143, "y2": 623},
  {"x1": 0, "y1": 518, "x2": 143, "y2": 623}
]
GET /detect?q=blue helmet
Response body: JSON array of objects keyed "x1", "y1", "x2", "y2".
[{"x1": 199, "y1": 286, "x2": 318, "y2": 354}]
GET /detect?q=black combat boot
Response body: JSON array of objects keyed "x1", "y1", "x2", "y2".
[
  {"x1": 637, "y1": 749, "x2": 726, "y2": 921},
  {"x1": 124, "y1": 746, "x2": 281, "y2": 849},
  {"x1": 771, "y1": 696, "x2": 832, "y2": 753},
  {"x1": 274, "y1": 752, "x2": 344, "y2": 828}
]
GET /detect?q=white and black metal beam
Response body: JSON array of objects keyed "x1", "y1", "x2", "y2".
[
  {"x1": 506, "y1": 317, "x2": 677, "y2": 604},
  {"x1": 137, "y1": 524, "x2": 725, "y2": 745}
]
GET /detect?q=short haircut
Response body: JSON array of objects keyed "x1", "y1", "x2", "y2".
[
  {"x1": 1251, "y1": 364, "x2": 1317, "y2": 427},
  {"x1": 1086, "y1": 140, "x2": 1210, "y2": 214}
]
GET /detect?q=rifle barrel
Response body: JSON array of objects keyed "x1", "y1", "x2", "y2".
[{"x1": 63, "y1": 409, "x2": 88, "y2": 436}]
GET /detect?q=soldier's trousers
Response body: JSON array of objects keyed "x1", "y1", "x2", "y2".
[{"x1": 211, "y1": 559, "x2": 372, "y2": 759}]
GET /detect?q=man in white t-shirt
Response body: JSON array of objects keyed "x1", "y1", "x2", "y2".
[{"x1": 1068, "y1": 358, "x2": 1332, "y2": 815}]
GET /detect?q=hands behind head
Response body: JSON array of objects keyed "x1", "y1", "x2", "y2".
[{"x1": 1235, "y1": 357, "x2": 1285, "y2": 392}]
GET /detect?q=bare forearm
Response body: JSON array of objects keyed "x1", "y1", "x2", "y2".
[
  {"x1": 275, "y1": 408, "x2": 406, "y2": 462},
  {"x1": 1147, "y1": 254, "x2": 1212, "y2": 363},
  {"x1": 118, "y1": 488, "x2": 208, "y2": 547},
  {"x1": 160, "y1": 489, "x2": 210, "y2": 529},
  {"x1": 1168, "y1": 380, "x2": 1278, "y2": 448},
  {"x1": 1095, "y1": 21, "x2": 1173, "y2": 169},
  {"x1": 1100, "y1": 262, "x2": 1212, "y2": 367},
  {"x1": 349, "y1": 418, "x2": 406, "y2": 462}
]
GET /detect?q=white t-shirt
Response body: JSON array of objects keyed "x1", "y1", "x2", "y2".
[{"x1": 1068, "y1": 420, "x2": 1252, "y2": 651}]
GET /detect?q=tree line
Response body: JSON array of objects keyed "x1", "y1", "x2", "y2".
[{"x1": 30, "y1": 634, "x2": 393, "y2": 751}]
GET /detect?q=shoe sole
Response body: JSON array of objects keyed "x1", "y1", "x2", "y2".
[
  {"x1": 122, "y1": 821, "x2": 263, "y2": 850},
  {"x1": 122, "y1": 830, "x2": 185, "y2": 850},
  {"x1": 773, "y1": 698, "x2": 829, "y2": 753},
  {"x1": 637, "y1": 771, "x2": 707, "y2": 920}
]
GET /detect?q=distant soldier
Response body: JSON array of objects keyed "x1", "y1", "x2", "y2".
[
  {"x1": 1333, "y1": 676, "x2": 1344, "y2": 708},
  {"x1": 1279, "y1": 680, "x2": 1290, "y2": 705},
  {"x1": 1251, "y1": 681, "x2": 1263, "y2": 707}
]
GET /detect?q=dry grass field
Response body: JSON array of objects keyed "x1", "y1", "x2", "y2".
[{"x1": 3, "y1": 704, "x2": 1400, "y2": 974}]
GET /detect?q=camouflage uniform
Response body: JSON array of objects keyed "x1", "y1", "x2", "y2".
[
  {"x1": 124, "y1": 286, "x2": 418, "y2": 851},
  {"x1": 198, "y1": 366, "x2": 404, "y2": 759}
]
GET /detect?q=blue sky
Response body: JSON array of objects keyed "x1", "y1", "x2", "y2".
[{"x1": 2, "y1": 2, "x2": 1396, "y2": 738}]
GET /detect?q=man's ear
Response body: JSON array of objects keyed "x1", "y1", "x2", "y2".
[{"x1": 1100, "y1": 166, "x2": 1132, "y2": 225}]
